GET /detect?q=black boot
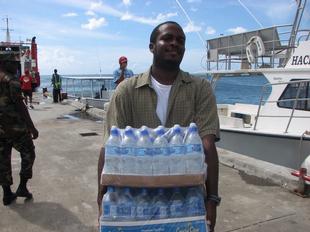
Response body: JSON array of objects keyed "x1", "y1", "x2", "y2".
[
  {"x1": 16, "y1": 178, "x2": 33, "y2": 199},
  {"x1": 2, "y1": 185, "x2": 17, "y2": 206}
]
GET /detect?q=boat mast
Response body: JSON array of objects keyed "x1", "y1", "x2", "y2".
[
  {"x1": 285, "y1": 0, "x2": 307, "y2": 63},
  {"x1": 2, "y1": 17, "x2": 13, "y2": 43}
]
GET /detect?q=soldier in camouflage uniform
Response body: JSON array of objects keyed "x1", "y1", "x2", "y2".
[{"x1": 0, "y1": 52, "x2": 38, "y2": 206}]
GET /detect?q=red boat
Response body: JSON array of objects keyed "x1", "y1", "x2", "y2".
[{"x1": 0, "y1": 17, "x2": 40, "y2": 87}]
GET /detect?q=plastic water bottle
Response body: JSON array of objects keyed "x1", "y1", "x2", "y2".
[
  {"x1": 121, "y1": 126, "x2": 137, "y2": 175},
  {"x1": 102, "y1": 186, "x2": 118, "y2": 221},
  {"x1": 117, "y1": 187, "x2": 135, "y2": 221},
  {"x1": 136, "y1": 127, "x2": 153, "y2": 175},
  {"x1": 136, "y1": 188, "x2": 152, "y2": 220},
  {"x1": 185, "y1": 187, "x2": 205, "y2": 216},
  {"x1": 153, "y1": 188, "x2": 169, "y2": 219},
  {"x1": 169, "y1": 125, "x2": 186, "y2": 175},
  {"x1": 153, "y1": 126, "x2": 169, "y2": 175},
  {"x1": 104, "y1": 126, "x2": 121, "y2": 174},
  {"x1": 170, "y1": 187, "x2": 185, "y2": 218},
  {"x1": 184, "y1": 123, "x2": 204, "y2": 174}
]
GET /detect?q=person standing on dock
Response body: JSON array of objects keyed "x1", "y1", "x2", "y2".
[
  {"x1": 98, "y1": 21, "x2": 220, "y2": 231},
  {"x1": 51, "y1": 69, "x2": 62, "y2": 103},
  {"x1": 0, "y1": 52, "x2": 38, "y2": 206},
  {"x1": 19, "y1": 69, "x2": 34, "y2": 109},
  {"x1": 113, "y1": 56, "x2": 134, "y2": 89}
]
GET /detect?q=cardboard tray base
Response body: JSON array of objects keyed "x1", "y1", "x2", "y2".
[{"x1": 101, "y1": 173, "x2": 205, "y2": 187}]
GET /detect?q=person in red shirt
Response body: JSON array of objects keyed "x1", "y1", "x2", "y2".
[{"x1": 19, "y1": 70, "x2": 34, "y2": 109}]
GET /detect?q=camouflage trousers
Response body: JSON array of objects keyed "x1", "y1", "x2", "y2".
[{"x1": 0, "y1": 133, "x2": 35, "y2": 186}]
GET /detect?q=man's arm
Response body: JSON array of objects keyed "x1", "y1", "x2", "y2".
[
  {"x1": 15, "y1": 98, "x2": 38, "y2": 139},
  {"x1": 97, "y1": 147, "x2": 107, "y2": 221},
  {"x1": 202, "y1": 134, "x2": 219, "y2": 232},
  {"x1": 114, "y1": 70, "x2": 125, "y2": 85}
]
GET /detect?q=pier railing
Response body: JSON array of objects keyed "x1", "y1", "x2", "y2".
[
  {"x1": 62, "y1": 75, "x2": 114, "y2": 98},
  {"x1": 62, "y1": 75, "x2": 115, "y2": 109}
]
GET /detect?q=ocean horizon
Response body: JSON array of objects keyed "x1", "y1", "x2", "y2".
[{"x1": 40, "y1": 74, "x2": 271, "y2": 105}]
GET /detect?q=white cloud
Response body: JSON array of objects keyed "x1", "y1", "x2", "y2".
[
  {"x1": 121, "y1": 12, "x2": 132, "y2": 21},
  {"x1": 85, "y1": 10, "x2": 96, "y2": 16},
  {"x1": 121, "y1": 12, "x2": 177, "y2": 25},
  {"x1": 206, "y1": 26, "x2": 216, "y2": 35},
  {"x1": 39, "y1": 45, "x2": 82, "y2": 75},
  {"x1": 187, "y1": 0, "x2": 202, "y2": 3},
  {"x1": 81, "y1": 17, "x2": 107, "y2": 30},
  {"x1": 122, "y1": 0, "x2": 131, "y2": 6},
  {"x1": 62, "y1": 12, "x2": 78, "y2": 17},
  {"x1": 145, "y1": 1, "x2": 152, "y2": 6},
  {"x1": 227, "y1": 26, "x2": 247, "y2": 34},
  {"x1": 54, "y1": 0, "x2": 177, "y2": 26},
  {"x1": 183, "y1": 22, "x2": 201, "y2": 33},
  {"x1": 89, "y1": 1, "x2": 122, "y2": 17}
]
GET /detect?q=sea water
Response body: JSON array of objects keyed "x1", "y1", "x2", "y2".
[{"x1": 40, "y1": 74, "x2": 271, "y2": 105}]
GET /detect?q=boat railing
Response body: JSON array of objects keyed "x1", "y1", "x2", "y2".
[
  {"x1": 254, "y1": 79, "x2": 310, "y2": 133},
  {"x1": 62, "y1": 75, "x2": 114, "y2": 101},
  {"x1": 206, "y1": 25, "x2": 310, "y2": 72}
]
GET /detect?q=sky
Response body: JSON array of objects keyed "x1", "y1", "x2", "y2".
[{"x1": 1, "y1": 0, "x2": 309, "y2": 75}]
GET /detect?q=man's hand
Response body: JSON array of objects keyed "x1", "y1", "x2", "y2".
[
  {"x1": 30, "y1": 127, "x2": 39, "y2": 139},
  {"x1": 206, "y1": 201, "x2": 217, "y2": 232},
  {"x1": 115, "y1": 71, "x2": 125, "y2": 85}
]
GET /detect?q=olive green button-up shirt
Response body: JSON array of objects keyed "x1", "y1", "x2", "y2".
[{"x1": 103, "y1": 68, "x2": 220, "y2": 143}]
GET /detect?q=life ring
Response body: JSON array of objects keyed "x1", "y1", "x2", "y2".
[{"x1": 246, "y1": 36, "x2": 265, "y2": 64}]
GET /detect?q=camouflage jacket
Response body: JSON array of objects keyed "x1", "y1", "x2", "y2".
[{"x1": 0, "y1": 71, "x2": 28, "y2": 138}]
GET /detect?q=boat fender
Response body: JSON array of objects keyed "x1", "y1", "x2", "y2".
[{"x1": 246, "y1": 36, "x2": 265, "y2": 64}]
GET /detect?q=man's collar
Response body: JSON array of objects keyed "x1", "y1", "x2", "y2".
[{"x1": 135, "y1": 67, "x2": 191, "y2": 89}]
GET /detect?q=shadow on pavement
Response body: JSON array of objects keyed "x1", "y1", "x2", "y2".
[{"x1": 9, "y1": 201, "x2": 97, "y2": 232}]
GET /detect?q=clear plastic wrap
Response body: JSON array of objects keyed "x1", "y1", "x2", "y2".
[{"x1": 100, "y1": 123, "x2": 208, "y2": 232}]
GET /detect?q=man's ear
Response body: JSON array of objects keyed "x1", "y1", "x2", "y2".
[{"x1": 149, "y1": 43, "x2": 154, "y2": 52}]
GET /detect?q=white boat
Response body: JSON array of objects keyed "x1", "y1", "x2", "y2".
[{"x1": 206, "y1": 0, "x2": 310, "y2": 169}]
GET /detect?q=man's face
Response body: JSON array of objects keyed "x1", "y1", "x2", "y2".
[
  {"x1": 120, "y1": 62, "x2": 127, "y2": 70},
  {"x1": 150, "y1": 23, "x2": 185, "y2": 70}
]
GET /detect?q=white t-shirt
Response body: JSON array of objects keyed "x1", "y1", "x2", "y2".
[{"x1": 151, "y1": 76, "x2": 172, "y2": 125}]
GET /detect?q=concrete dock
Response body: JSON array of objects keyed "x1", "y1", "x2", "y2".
[{"x1": 0, "y1": 95, "x2": 309, "y2": 232}]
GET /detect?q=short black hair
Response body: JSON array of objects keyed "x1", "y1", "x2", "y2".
[{"x1": 150, "y1": 21, "x2": 184, "y2": 43}]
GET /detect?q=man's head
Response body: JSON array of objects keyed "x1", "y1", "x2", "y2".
[
  {"x1": 0, "y1": 52, "x2": 20, "y2": 74},
  {"x1": 149, "y1": 21, "x2": 185, "y2": 71},
  {"x1": 119, "y1": 56, "x2": 128, "y2": 70},
  {"x1": 25, "y1": 69, "x2": 30, "y2": 75},
  {"x1": 54, "y1": 69, "x2": 57, "y2": 74}
]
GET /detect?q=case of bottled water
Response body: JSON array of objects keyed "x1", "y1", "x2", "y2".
[
  {"x1": 101, "y1": 124, "x2": 209, "y2": 230},
  {"x1": 100, "y1": 186, "x2": 208, "y2": 232}
]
